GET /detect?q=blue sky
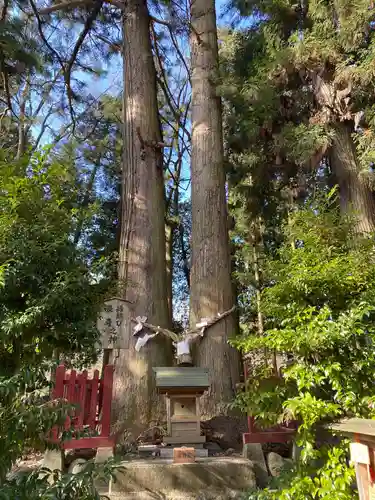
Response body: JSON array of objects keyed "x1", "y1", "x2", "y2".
[
  {"x1": 74, "y1": 0, "x2": 247, "y2": 200},
  {"x1": 35, "y1": 0, "x2": 251, "y2": 202},
  {"x1": 85, "y1": 0, "x2": 242, "y2": 98},
  {"x1": 36, "y1": 0, "x2": 250, "y2": 145}
]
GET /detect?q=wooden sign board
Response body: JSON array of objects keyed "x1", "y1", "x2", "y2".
[
  {"x1": 350, "y1": 442, "x2": 371, "y2": 465},
  {"x1": 97, "y1": 298, "x2": 132, "y2": 349}
]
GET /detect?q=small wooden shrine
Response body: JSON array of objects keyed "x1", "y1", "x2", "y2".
[
  {"x1": 330, "y1": 418, "x2": 375, "y2": 499},
  {"x1": 154, "y1": 367, "x2": 209, "y2": 446}
]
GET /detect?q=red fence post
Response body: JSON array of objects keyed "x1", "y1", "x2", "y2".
[
  {"x1": 64, "y1": 369, "x2": 76, "y2": 431},
  {"x1": 53, "y1": 365, "x2": 66, "y2": 399},
  {"x1": 88, "y1": 370, "x2": 100, "y2": 431},
  {"x1": 51, "y1": 365, "x2": 66, "y2": 442},
  {"x1": 100, "y1": 365, "x2": 114, "y2": 438},
  {"x1": 76, "y1": 370, "x2": 88, "y2": 430}
]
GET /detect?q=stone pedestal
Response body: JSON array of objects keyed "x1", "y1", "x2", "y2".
[
  {"x1": 243, "y1": 443, "x2": 269, "y2": 487},
  {"x1": 96, "y1": 457, "x2": 256, "y2": 499},
  {"x1": 42, "y1": 449, "x2": 64, "y2": 472},
  {"x1": 95, "y1": 447, "x2": 114, "y2": 463}
]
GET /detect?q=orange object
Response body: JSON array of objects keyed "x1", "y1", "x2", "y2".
[{"x1": 173, "y1": 447, "x2": 195, "y2": 464}]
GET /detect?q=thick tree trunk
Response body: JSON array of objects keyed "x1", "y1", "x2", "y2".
[
  {"x1": 189, "y1": 0, "x2": 241, "y2": 417},
  {"x1": 112, "y1": 0, "x2": 171, "y2": 438},
  {"x1": 330, "y1": 122, "x2": 375, "y2": 234}
]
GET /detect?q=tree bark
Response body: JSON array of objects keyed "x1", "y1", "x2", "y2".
[
  {"x1": 165, "y1": 222, "x2": 173, "y2": 323},
  {"x1": 113, "y1": 0, "x2": 171, "y2": 437},
  {"x1": 330, "y1": 122, "x2": 375, "y2": 234},
  {"x1": 189, "y1": 0, "x2": 241, "y2": 417}
]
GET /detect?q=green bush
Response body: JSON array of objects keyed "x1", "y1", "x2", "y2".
[
  {"x1": 0, "y1": 149, "x2": 112, "y2": 496},
  {"x1": 234, "y1": 195, "x2": 375, "y2": 499}
]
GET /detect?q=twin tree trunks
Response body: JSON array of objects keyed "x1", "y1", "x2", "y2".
[
  {"x1": 97, "y1": 299, "x2": 239, "y2": 442},
  {"x1": 109, "y1": 0, "x2": 241, "y2": 440}
]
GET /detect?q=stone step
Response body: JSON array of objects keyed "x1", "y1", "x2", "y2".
[
  {"x1": 97, "y1": 457, "x2": 255, "y2": 499},
  {"x1": 107, "y1": 490, "x2": 246, "y2": 499}
]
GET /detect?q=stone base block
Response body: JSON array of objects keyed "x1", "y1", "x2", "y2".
[
  {"x1": 243, "y1": 443, "x2": 269, "y2": 488},
  {"x1": 138, "y1": 445, "x2": 159, "y2": 454},
  {"x1": 42, "y1": 449, "x2": 64, "y2": 472},
  {"x1": 95, "y1": 447, "x2": 114, "y2": 463},
  {"x1": 98, "y1": 457, "x2": 255, "y2": 499},
  {"x1": 106, "y1": 490, "x2": 246, "y2": 499}
]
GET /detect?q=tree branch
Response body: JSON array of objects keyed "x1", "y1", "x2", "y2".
[
  {"x1": 64, "y1": 0, "x2": 103, "y2": 129},
  {"x1": 150, "y1": 15, "x2": 171, "y2": 27},
  {"x1": 37, "y1": 0, "x2": 123, "y2": 14},
  {"x1": 32, "y1": 105, "x2": 56, "y2": 151},
  {"x1": 28, "y1": 0, "x2": 65, "y2": 75},
  {"x1": 38, "y1": 0, "x2": 94, "y2": 15}
]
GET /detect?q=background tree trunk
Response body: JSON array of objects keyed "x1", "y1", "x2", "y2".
[
  {"x1": 330, "y1": 122, "x2": 375, "y2": 234},
  {"x1": 112, "y1": 0, "x2": 171, "y2": 438},
  {"x1": 165, "y1": 222, "x2": 173, "y2": 323},
  {"x1": 189, "y1": 0, "x2": 241, "y2": 418}
]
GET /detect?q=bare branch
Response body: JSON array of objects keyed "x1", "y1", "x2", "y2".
[
  {"x1": 1, "y1": 72, "x2": 13, "y2": 117},
  {"x1": 64, "y1": 0, "x2": 104, "y2": 129},
  {"x1": 28, "y1": 0, "x2": 65, "y2": 73},
  {"x1": 26, "y1": 72, "x2": 61, "y2": 137},
  {"x1": 37, "y1": 0, "x2": 93, "y2": 15},
  {"x1": 32, "y1": 107, "x2": 56, "y2": 150},
  {"x1": 168, "y1": 26, "x2": 191, "y2": 86},
  {"x1": 95, "y1": 33, "x2": 121, "y2": 52},
  {"x1": 16, "y1": 75, "x2": 31, "y2": 159},
  {"x1": 150, "y1": 15, "x2": 171, "y2": 28},
  {"x1": 37, "y1": 0, "x2": 123, "y2": 14}
]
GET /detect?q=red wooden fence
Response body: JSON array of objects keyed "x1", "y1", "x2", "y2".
[
  {"x1": 50, "y1": 364, "x2": 115, "y2": 450},
  {"x1": 242, "y1": 360, "x2": 297, "y2": 444}
]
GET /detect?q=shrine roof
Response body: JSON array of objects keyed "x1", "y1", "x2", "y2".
[
  {"x1": 330, "y1": 418, "x2": 375, "y2": 437},
  {"x1": 153, "y1": 367, "x2": 209, "y2": 390}
]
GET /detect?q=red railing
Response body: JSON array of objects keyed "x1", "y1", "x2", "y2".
[
  {"x1": 242, "y1": 360, "x2": 297, "y2": 444},
  {"x1": 50, "y1": 364, "x2": 115, "y2": 450}
]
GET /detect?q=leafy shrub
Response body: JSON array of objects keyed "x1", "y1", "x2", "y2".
[
  {"x1": 0, "y1": 150, "x2": 113, "y2": 496},
  {"x1": 234, "y1": 196, "x2": 375, "y2": 499},
  {"x1": 0, "y1": 459, "x2": 119, "y2": 500}
]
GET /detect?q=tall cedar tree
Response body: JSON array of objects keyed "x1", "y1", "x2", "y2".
[
  {"x1": 20, "y1": 0, "x2": 172, "y2": 433},
  {"x1": 189, "y1": 0, "x2": 240, "y2": 416},
  {"x1": 114, "y1": 0, "x2": 172, "y2": 434},
  {"x1": 225, "y1": 0, "x2": 375, "y2": 233}
]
